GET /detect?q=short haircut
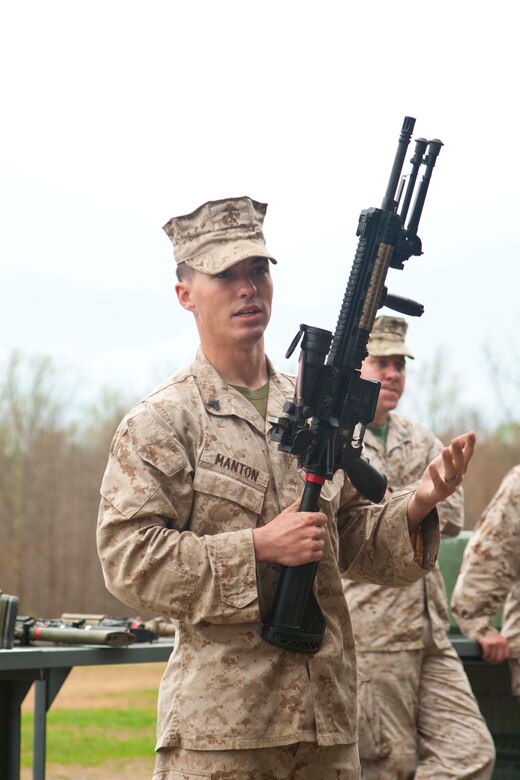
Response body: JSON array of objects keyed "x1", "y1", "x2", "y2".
[{"x1": 176, "y1": 263, "x2": 194, "y2": 283}]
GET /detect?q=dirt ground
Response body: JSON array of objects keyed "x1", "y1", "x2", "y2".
[
  {"x1": 21, "y1": 759, "x2": 157, "y2": 780},
  {"x1": 21, "y1": 663, "x2": 166, "y2": 779},
  {"x1": 22, "y1": 661, "x2": 166, "y2": 711}
]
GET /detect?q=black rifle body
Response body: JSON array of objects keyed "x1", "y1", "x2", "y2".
[{"x1": 263, "y1": 117, "x2": 443, "y2": 653}]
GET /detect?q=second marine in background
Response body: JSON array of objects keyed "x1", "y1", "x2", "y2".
[
  {"x1": 343, "y1": 316, "x2": 495, "y2": 779},
  {"x1": 452, "y1": 465, "x2": 520, "y2": 701}
]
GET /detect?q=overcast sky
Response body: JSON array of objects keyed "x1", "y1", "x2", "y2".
[{"x1": 1, "y1": 0, "x2": 518, "y2": 430}]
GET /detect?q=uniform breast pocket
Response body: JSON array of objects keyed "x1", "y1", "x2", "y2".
[{"x1": 191, "y1": 447, "x2": 270, "y2": 534}]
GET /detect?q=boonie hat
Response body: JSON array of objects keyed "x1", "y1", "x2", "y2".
[
  {"x1": 162, "y1": 196, "x2": 277, "y2": 274},
  {"x1": 367, "y1": 316, "x2": 414, "y2": 359}
]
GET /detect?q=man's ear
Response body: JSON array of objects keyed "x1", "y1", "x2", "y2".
[{"x1": 175, "y1": 281, "x2": 194, "y2": 311}]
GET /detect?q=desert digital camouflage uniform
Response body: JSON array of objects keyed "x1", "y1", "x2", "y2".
[
  {"x1": 97, "y1": 350, "x2": 440, "y2": 755},
  {"x1": 502, "y1": 585, "x2": 520, "y2": 697},
  {"x1": 452, "y1": 465, "x2": 520, "y2": 699},
  {"x1": 343, "y1": 414, "x2": 495, "y2": 779}
]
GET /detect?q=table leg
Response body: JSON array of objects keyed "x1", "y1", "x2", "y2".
[
  {"x1": 0, "y1": 678, "x2": 33, "y2": 780},
  {"x1": 32, "y1": 668, "x2": 71, "y2": 780}
]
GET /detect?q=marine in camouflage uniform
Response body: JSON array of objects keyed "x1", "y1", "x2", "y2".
[
  {"x1": 97, "y1": 197, "x2": 474, "y2": 780},
  {"x1": 452, "y1": 465, "x2": 520, "y2": 700},
  {"x1": 343, "y1": 317, "x2": 495, "y2": 780}
]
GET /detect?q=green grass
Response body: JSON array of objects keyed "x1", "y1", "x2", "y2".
[{"x1": 21, "y1": 697, "x2": 158, "y2": 767}]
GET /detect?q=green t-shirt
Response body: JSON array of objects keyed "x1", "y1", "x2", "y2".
[
  {"x1": 232, "y1": 381, "x2": 270, "y2": 419},
  {"x1": 368, "y1": 420, "x2": 389, "y2": 447}
]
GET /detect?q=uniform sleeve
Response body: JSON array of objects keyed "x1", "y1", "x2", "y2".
[
  {"x1": 451, "y1": 468, "x2": 520, "y2": 640},
  {"x1": 96, "y1": 407, "x2": 260, "y2": 626},
  {"x1": 336, "y1": 489, "x2": 439, "y2": 587},
  {"x1": 502, "y1": 583, "x2": 520, "y2": 656}
]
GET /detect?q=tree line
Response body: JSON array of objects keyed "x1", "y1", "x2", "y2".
[{"x1": 1, "y1": 350, "x2": 519, "y2": 619}]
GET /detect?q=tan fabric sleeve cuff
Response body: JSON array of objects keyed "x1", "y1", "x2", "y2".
[
  {"x1": 452, "y1": 614, "x2": 500, "y2": 642},
  {"x1": 410, "y1": 508, "x2": 439, "y2": 571}
]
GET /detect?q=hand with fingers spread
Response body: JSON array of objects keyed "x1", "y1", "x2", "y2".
[
  {"x1": 407, "y1": 431, "x2": 476, "y2": 532},
  {"x1": 252, "y1": 499, "x2": 327, "y2": 566}
]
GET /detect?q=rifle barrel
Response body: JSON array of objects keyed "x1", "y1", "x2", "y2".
[{"x1": 381, "y1": 116, "x2": 416, "y2": 212}]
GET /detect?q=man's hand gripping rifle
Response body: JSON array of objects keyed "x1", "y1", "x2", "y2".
[{"x1": 262, "y1": 116, "x2": 443, "y2": 654}]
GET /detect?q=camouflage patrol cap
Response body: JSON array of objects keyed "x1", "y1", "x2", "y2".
[
  {"x1": 367, "y1": 316, "x2": 414, "y2": 359},
  {"x1": 162, "y1": 196, "x2": 277, "y2": 274}
]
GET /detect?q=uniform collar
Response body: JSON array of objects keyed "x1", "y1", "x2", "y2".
[
  {"x1": 191, "y1": 347, "x2": 291, "y2": 434},
  {"x1": 364, "y1": 424, "x2": 386, "y2": 455},
  {"x1": 365, "y1": 413, "x2": 412, "y2": 454}
]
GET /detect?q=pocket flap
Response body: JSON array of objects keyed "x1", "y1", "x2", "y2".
[
  {"x1": 127, "y1": 410, "x2": 187, "y2": 477},
  {"x1": 194, "y1": 447, "x2": 269, "y2": 514}
]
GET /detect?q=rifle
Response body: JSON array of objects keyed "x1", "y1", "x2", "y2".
[
  {"x1": 60, "y1": 613, "x2": 159, "y2": 643},
  {"x1": 14, "y1": 616, "x2": 138, "y2": 648},
  {"x1": 1, "y1": 596, "x2": 161, "y2": 649},
  {"x1": 262, "y1": 116, "x2": 443, "y2": 654}
]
